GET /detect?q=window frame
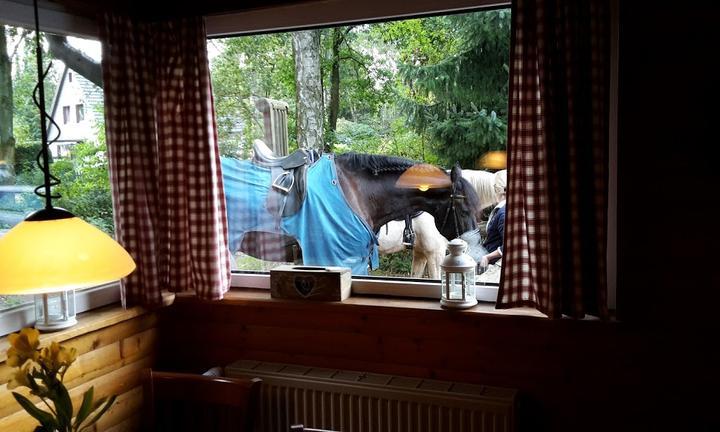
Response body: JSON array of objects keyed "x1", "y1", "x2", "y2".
[
  {"x1": 218, "y1": 1, "x2": 511, "y2": 303},
  {"x1": 219, "y1": 0, "x2": 618, "y2": 310}
]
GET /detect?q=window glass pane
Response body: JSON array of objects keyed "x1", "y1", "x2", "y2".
[
  {"x1": 1, "y1": 26, "x2": 109, "y2": 312},
  {"x1": 76, "y1": 104, "x2": 84, "y2": 122},
  {"x1": 210, "y1": 9, "x2": 510, "y2": 285}
]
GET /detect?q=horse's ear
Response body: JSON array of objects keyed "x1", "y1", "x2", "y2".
[{"x1": 450, "y1": 163, "x2": 462, "y2": 183}]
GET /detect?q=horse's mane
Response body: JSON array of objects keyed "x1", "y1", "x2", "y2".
[
  {"x1": 461, "y1": 169, "x2": 497, "y2": 211},
  {"x1": 335, "y1": 152, "x2": 416, "y2": 175}
]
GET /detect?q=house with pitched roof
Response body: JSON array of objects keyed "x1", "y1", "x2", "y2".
[{"x1": 46, "y1": 65, "x2": 103, "y2": 158}]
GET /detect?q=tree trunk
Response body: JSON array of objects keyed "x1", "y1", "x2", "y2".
[
  {"x1": 328, "y1": 28, "x2": 342, "y2": 134},
  {"x1": 47, "y1": 34, "x2": 103, "y2": 88},
  {"x1": 291, "y1": 30, "x2": 324, "y2": 151},
  {"x1": 0, "y1": 26, "x2": 15, "y2": 184}
]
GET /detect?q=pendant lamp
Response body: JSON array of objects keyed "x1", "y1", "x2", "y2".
[
  {"x1": 0, "y1": 0, "x2": 136, "y2": 328},
  {"x1": 395, "y1": 163, "x2": 451, "y2": 191}
]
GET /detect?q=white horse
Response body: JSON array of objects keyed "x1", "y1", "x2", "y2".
[{"x1": 377, "y1": 169, "x2": 502, "y2": 278}]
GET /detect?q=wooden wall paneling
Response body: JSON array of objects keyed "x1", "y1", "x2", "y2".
[
  {"x1": 0, "y1": 310, "x2": 156, "y2": 432},
  {"x1": 158, "y1": 295, "x2": 638, "y2": 432}
]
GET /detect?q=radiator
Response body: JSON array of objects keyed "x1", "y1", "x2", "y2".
[{"x1": 226, "y1": 360, "x2": 517, "y2": 432}]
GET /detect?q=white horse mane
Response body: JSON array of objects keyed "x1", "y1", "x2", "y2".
[{"x1": 460, "y1": 169, "x2": 497, "y2": 212}]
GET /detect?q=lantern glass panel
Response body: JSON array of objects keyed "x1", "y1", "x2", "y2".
[{"x1": 34, "y1": 290, "x2": 77, "y2": 331}]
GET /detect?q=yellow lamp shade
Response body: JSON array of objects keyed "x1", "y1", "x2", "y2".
[
  {"x1": 477, "y1": 151, "x2": 507, "y2": 170},
  {"x1": 395, "y1": 163, "x2": 451, "y2": 191},
  {"x1": 0, "y1": 209, "x2": 136, "y2": 294}
]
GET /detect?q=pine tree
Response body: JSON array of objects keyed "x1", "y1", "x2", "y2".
[{"x1": 399, "y1": 10, "x2": 511, "y2": 168}]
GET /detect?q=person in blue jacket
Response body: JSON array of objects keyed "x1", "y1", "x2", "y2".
[{"x1": 480, "y1": 170, "x2": 506, "y2": 268}]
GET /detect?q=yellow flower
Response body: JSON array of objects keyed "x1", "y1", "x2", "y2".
[
  {"x1": 6, "y1": 328, "x2": 40, "y2": 367},
  {"x1": 39, "y1": 341, "x2": 77, "y2": 373},
  {"x1": 57, "y1": 344, "x2": 77, "y2": 367},
  {"x1": 7, "y1": 363, "x2": 33, "y2": 390}
]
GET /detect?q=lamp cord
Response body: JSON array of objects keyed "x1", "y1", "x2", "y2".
[{"x1": 32, "y1": 0, "x2": 62, "y2": 209}]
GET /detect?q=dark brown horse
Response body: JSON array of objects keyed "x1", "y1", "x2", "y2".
[
  {"x1": 225, "y1": 152, "x2": 482, "y2": 274},
  {"x1": 334, "y1": 153, "x2": 482, "y2": 243}
]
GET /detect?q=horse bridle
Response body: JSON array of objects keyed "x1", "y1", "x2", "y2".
[{"x1": 440, "y1": 182, "x2": 467, "y2": 240}]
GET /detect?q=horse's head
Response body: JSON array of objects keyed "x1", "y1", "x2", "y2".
[
  {"x1": 334, "y1": 153, "x2": 482, "y2": 245},
  {"x1": 429, "y1": 164, "x2": 482, "y2": 246}
]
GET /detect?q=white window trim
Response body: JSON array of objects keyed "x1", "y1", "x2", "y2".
[
  {"x1": 231, "y1": 272, "x2": 499, "y2": 302},
  {"x1": 0, "y1": 282, "x2": 120, "y2": 336}
]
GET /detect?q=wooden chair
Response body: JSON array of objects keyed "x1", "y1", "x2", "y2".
[{"x1": 141, "y1": 369, "x2": 262, "y2": 432}]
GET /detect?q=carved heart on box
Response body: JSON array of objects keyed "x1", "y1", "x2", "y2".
[{"x1": 294, "y1": 276, "x2": 315, "y2": 297}]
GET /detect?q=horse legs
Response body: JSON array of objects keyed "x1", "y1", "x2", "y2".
[
  {"x1": 411, "y1": 249, "x2": 428, "y2": 278},
  {"x1": 426, "y1": 250, "x2": 444, "y2": 280}
]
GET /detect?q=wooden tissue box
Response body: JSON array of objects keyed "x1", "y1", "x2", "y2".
[{"x1": 270, "y1": 265, "x2": 351, "y2": 301}]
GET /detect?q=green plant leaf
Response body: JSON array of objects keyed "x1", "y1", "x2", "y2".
[
  {"x1": 73, "y1": 386, "x2": 94, "y2": 429},
  {"x1": 78, "y1": 394, "x2": 116, "y2": 432},
  {"x1": 12, "y1": 392, "x2": 58, "y2": 430},
  {"x1": 53, "y1": 382, "x2": 74, "y2": 428}
]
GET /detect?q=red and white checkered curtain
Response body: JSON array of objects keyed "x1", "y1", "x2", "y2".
[
  {"x1": 100, "y1": 15, "x2": 231, "y2": 307},
  {"x1": 497, "y1": 0, "x2": 609, "y2": 318}
]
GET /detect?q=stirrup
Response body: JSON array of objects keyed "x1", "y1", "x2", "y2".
[{"x1": 272, "y1": 171, "x2": 294, "y2": 194}]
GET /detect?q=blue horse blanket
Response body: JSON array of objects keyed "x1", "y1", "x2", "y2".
[{"x1": 222, "y1": 154, "x2": 378, "y2": 275}]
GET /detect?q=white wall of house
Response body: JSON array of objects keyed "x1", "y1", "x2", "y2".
[{"x1": 47, "y1": 67, "x2": 103, "y2": 158}]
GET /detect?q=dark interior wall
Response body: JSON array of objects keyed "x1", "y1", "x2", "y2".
[
  {"x1": 155, "y1": 1, "x2": 720, "y2": 431},
  {"x1": 618, "y1": 1, "x2": 719, "y2": 428}
]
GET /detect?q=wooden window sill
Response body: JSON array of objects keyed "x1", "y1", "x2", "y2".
[
  {"x1": 0, "y1": 291, "x2": 173, "y2": 363},
  {"x1": 173, "y1": 288, "x2": 548, "y2": 319},
  {"x1": 0, "y1": 304, "x2": 145, "y2": 363}
]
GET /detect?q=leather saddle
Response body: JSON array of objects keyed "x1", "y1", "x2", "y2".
[{"x1": 251, "y1": 139, "x2": 319, "y2": 219}]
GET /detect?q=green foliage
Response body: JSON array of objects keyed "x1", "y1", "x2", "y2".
[
  {"x1": 53, "y1": 140, "x2": 114, "y2": 234},
  {"x1": 208, "y1": 9, "x2": 510, "y2": 168},
  {"x1": 13, "y1": 143, "x2": 43, "y2": 176},
  {"x1": 334, "y1": 118, "x2": 382, "y2": 154},
  {"x1": 424, "y1": 106, "x2": 507, "y2": 167},
  {"x1": 397, "y1": 10, "x2": 511, "y2": 167},
  {"x1": 372, "y1": 249, "x2": 413, "y2": 276},
  {"x1": 11, "y1": 31, "x2": 58, "y2": 149},
  {"x1": 209, "y1": 35, "x2": 296, "y2": 158}
]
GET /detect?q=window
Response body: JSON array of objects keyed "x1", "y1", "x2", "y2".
[
  {"x1": 0, "y1": 26, "x2": 116, "y2": 334},
  {"x1": 210, "y1": 8, "x2": 510, "y2": 301},
  {"x1": 76, "y1": 103, "x2": 84, "y2": 122},
  {"x1": 68, "y1": 71, "x2": 73, "y2": 82}
]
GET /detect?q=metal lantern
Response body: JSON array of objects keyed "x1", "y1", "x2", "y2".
[
  {"x1": 35, "y1": 290, "x2": 77, "y2": 331},
  {"x1": 440, "y1": 238, "x2": 478, "y2": 309}
]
